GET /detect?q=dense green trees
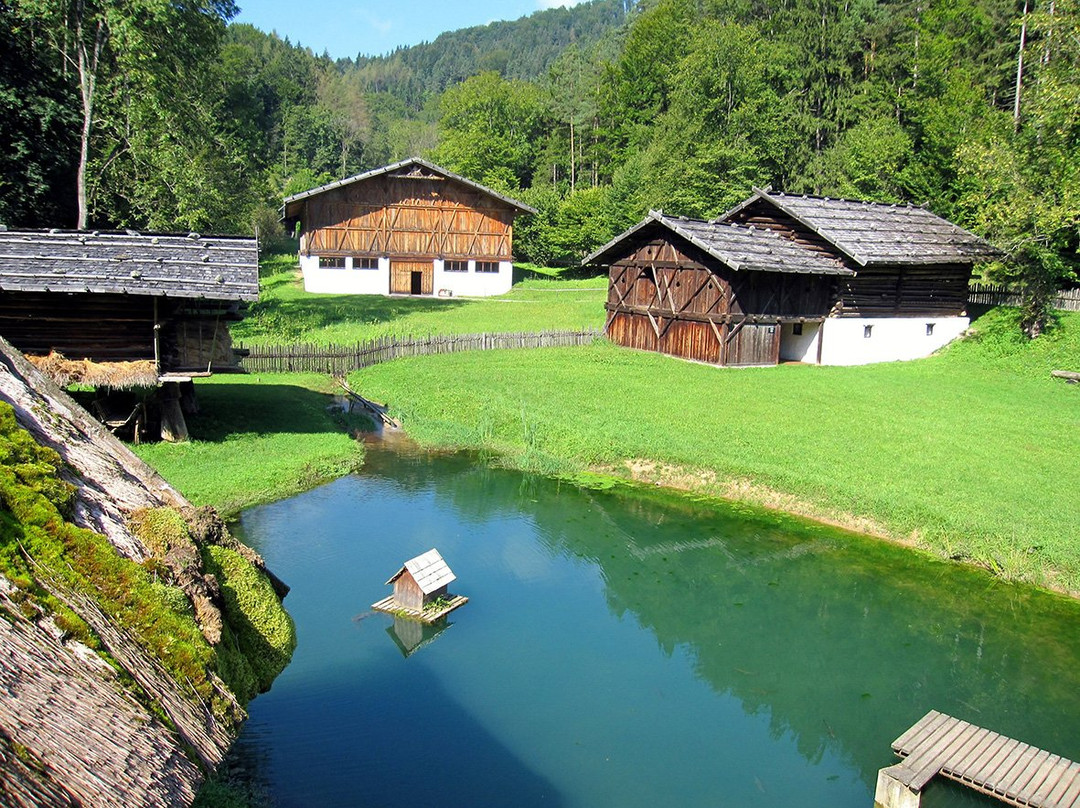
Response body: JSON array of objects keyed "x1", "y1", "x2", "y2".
[{"x1": 2, "y1": 0, "x2": 1075, "y2": 332}]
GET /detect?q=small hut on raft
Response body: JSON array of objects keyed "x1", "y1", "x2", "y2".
[
  {"x1": 373, "y1": 548, "x2": 468, "y2": 623},
  {"x1": 0, "y1": 229, "x2": 259, "y2": 440}
]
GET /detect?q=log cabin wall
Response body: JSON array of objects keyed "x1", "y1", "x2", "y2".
[
  {"x1": 725, "y1": 197, "x2": 975, "y2": 316},
  {"x1": 299, "y1": 174, "x2": 517, "y2": 262},
  {"x1": 0, "y1": 293, "x2": 244, "y2": 373},
  {"x1": 605, "y1": 232, "x2": 835, "y2": 366},
  {"x1": 0, "y1": 293, "x2": 158, "y2": 362},
  {"x1": 836, "y1": 263, "x2": 972, "y2": 316}
]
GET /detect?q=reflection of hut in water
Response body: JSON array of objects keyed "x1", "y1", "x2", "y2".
[
  {"x1": 387, "y1": 615, "x2": 451, "y2": 657},
  {"x1": 372, "y1": 548, "x2": 468, "y2": 623}
]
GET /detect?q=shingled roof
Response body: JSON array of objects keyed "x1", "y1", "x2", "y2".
[
  {"x1": 387, "y1": 548, "x2": 456, "y2": 595},
  {"x1": 281, "y1": 157, "x2": 538, "y2": 219},
  {"x1": 0, "y1": 230, "x2": 259, "y2": 301},
  {"x1": 723, "y1": 189, "x2": 1002, "y2": 267},
  {"x1": 583, "y1": 211, "x2": 855, "y2": 276}
]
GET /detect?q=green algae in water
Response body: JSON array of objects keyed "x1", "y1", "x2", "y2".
[{"x1": 230, "y1": 447, "x2": 1080, "y2": 808}]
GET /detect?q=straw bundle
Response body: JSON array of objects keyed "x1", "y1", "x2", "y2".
[{"x1": 26, "y1": 352, "x2": 158, "y2": 390}]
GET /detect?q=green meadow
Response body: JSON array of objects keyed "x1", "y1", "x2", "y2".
[
  {"x1": 231, "y1": 252, "x2": 606, "y2": 346},
  {"x1": 349, "y1": 307, "x2": 1080, "y2": 591},
  {"x1": 136, "y1": 253, "x2": 1080, "y2": 594}
]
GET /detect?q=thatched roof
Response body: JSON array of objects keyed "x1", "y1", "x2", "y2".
[
  {"x1": 282, "y1": 157, "x2": 538, "y2": 220},
  {"x1": 0, "y1": 230, "x2": 259, "y2": 301},
  {"x1": 26, "y1": 353, "x2": 159, "y2": 390},
  {"x1": 722, "y1": 189, "x2": 1002, "y2": 267},
  {"x1": 583, "y1": 211, "x2": 855, "y2": 276}
]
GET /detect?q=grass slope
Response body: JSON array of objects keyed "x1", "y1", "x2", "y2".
[
  {"x1": 351, "y1": 308, "x2": 1080, "y2": 591},
  {"x1": 231, "y1": 253, "x2": 606, "y2": 346},
  {"x1": 133, "y1": 374, "x2": 366, "y2": 518}
]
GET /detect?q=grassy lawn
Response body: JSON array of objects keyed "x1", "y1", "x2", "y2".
[
  {"x1": 349, "y1": 307, "x2": 1080, "y2": 592},
  {"x1": 135, "y1": 253, "x2": 1080, "y2": 595},
  {"x1": 232, "y1": 251, "x2": 606, "y2": 346},
  {"x1": 132, "y1": 373, "x2": 366, "y2": 518}
]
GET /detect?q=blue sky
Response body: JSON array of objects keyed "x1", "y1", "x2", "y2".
[{"x1": 233, "y1": 1, "x2": 587, "y2": 60}]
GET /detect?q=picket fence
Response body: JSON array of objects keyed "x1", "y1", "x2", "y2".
[
  {"x1": 968, "y1": 283, "x2": 1080, "y2": 312},
  {"x1": 239, "y1": 328, "x2": 603, "y2": 375}
]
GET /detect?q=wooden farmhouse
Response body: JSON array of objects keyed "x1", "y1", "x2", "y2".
[
  {"x1": 282, "y1": 157, "x2": 536, "y2": 298},
  {"x1": 585, "y1": 190, "x2": 1000, "y2": 366},
  {"x1": 0, "y1": 229, "x2": 258, "y2": 438}
]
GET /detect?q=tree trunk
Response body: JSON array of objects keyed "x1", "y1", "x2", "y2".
[
  {"x1": 1014, "y1": 0, "x2": 1029, "y2": 130},
  {"x1": 75, "y1": 17, "x2": 106, "y2": 230}
]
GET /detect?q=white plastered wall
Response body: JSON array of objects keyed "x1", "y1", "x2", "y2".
[
  {"x1": 779, "y1": 323, "x2": 822, "y2": 363},
  {"x1": 818, "y1": 316, "x2": 969, "y2": 365},
  {"x1": 300, "y1": 255, "x2": 389, "y2": 295},
  {"x1": 433, "y1": 259, "x2": 513, "y2": 297},
  {"x1": 299, "y1": 256, "x2": 513, "y2": 297}
]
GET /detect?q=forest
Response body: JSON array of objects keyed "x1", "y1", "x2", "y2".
[{"x1": 2, "y1": 0, "x2": 1077, "y2": 324}]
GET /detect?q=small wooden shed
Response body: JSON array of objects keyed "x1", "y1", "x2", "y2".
[
  {"x1": 585, "y1": 210, "x2": 854, "y2": 366},
  {"x1": 0, "y1": 229, "x2": 259, "y2": 439},
  {"x1": 385, "y1": 548, "x2": 456, "y2": 611}
]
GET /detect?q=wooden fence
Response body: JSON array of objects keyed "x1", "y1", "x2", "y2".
[
  {"x1": 969, "y1": 283, "x2": 1080, "y2": 311},
  {"x1": 238, "y1": 328, "x2": 603, "y2": 375}
]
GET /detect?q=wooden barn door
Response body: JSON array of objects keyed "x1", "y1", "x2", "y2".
[
  {"x1": 725, "y1": 322, "x2": 781, "y2": 366},
  {"x1": 391, "y1": 261, "x2": 433, "y2": 295}
]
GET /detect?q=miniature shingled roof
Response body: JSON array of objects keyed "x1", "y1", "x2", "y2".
[
  {"x1": 724, "y1": 189, "x2": 1002, "y2": 267},
  {"x1": 386, "y1": 548, "x2": 456, "y2": 595},
  {"x1": 583, "y1": 210, "x2": 854, "y2": 276},
  {"x1": 0, "y1": 230, "x2": 259, "y2": 301}
]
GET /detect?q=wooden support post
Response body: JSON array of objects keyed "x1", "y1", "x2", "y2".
[
  {"x1": 179, "y1": 380, "x2": 200, "y2": 415},
  {"x1": 874, "y1": 768, "x2": 922, "y2": 808},
  {"x1": 159, "y1": 382, "x2": 189, "y2": 443}
]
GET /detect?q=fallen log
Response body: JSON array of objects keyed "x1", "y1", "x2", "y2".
[{"x1": 335, "y1": 378, "x2": 400, "y2": 429}]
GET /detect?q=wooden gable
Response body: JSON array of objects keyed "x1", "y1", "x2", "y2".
[
  {"x1": 284, "y1": 159, "x2": 535, "y2": 263},
  {"x1": 595, "y1": 215, "x2": 844, "y2": 366}
]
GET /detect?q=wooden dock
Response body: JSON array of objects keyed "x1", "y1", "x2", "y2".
[
  {"x1": 371, "y1": 594, "x2": 468, "y2": 623},
  {"x1": 875, "y1": 710, "x2": 1080, "y2": 808}
]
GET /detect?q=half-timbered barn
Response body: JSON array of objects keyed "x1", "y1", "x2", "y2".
[
  {"x1": 586, "y1": 193, "x2": 999, "y2": 367},
  {"x1": 721, "y1": 189, "x2": 1001, "y2": 365},
  {"x1": 585, "y1": 211, "x2": 855, "y2": 366},
  {"x1": 0, "y1": 229, "x2": 258, "y2": 438},
  {"x1": 282, "y1": 157, "x2": 536, "y2": 298}
]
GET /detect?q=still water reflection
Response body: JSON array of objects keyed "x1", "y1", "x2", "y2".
[{"x1": 231, "y1": 447, "x2": 1080, "y2": 807}]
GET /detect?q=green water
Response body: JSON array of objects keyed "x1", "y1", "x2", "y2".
[{"x1": 232, "y1": 446, "x2": 1080, "y2": 807}]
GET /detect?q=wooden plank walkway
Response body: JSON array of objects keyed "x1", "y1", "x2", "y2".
[
  {"x1": 371, "y1": 594, "x2": 468, "y2": 624},
  {"x1": 875, "y1": 710, "x2": 1080, "y2": 808}
]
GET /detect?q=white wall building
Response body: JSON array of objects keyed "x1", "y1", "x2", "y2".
[{"x1": 282, "y1": 158, "x2": 535, "y2": 299}]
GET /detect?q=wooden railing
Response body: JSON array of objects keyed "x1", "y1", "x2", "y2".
[
  {"x1": 238, "y1": 328, "x2": 603, "y2": 375},
  {"x1": 969, "y1": 283, "x2": 1080, "y2": 312}
]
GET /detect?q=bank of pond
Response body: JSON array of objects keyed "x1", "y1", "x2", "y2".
[{"x1": 222, "y1": 443, "x2": 1080, "y2": 808}]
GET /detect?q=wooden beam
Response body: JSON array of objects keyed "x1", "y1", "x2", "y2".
[{"x1": 603, "y1": 302, "x2": 817, "y2": 327}]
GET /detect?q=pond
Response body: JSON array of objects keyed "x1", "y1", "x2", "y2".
[{"x1": 230, "y1": 445, "x2": 1080, "y2": 807}]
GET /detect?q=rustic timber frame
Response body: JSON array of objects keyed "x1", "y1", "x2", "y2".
[
  {"x1": 0, "y1": 229, "x2": 259, "y2": 440},
  {"x1": 586, "y1": 192, "x2": 1001, "y2": 367},
  {"x1": 282, "y1": 157, "x2": 536, "y2": 299},
  {"x1": 586, "y1": 212, "x2": 853, "y2": 366},
  {"x1": 0, "y1": 230, "x2": 258, "y2": 376},
  {"x1": 721, "y1": 189, "x2": 1002, "y2": 365}
]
